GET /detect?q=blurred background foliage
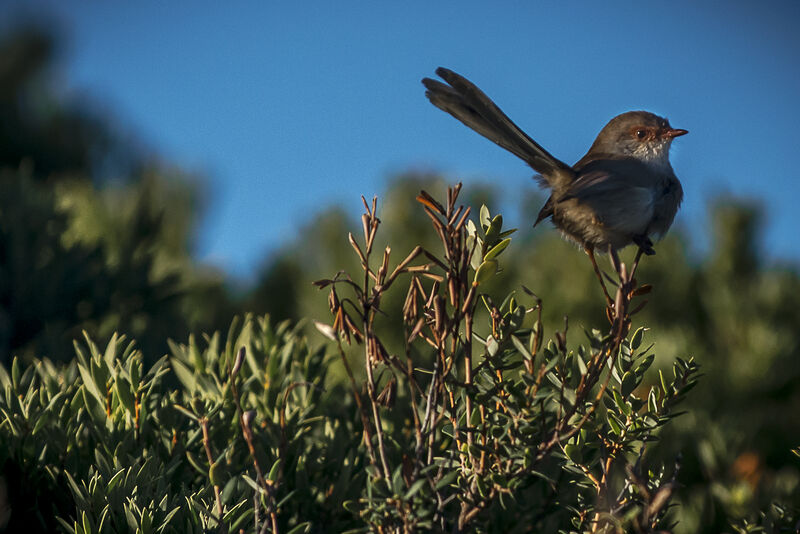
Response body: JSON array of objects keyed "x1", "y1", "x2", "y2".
[
  {"x1": 0, "y1": 24, "x2": 798, "y2": 532},
  {"x1": 0, "y1": 25, "x2": 236, "y2": 364}
]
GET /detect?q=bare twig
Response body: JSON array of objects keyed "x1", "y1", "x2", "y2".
[{"x1": 200, "y1": 417, "x2": 224, "y2": 521}]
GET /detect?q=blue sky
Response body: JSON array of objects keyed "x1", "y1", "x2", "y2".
[{"x1": 3, "y1": 1, "x2": 799, "y2": 277}]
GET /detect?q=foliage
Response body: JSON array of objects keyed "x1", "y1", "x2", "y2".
[
  {"x1": 1, "y1": 182, "x2": 798, "y2": 533},
  {"x1": 254, "y1": 177, "x2": 800, "y2": 533},
  {"x1": 0, "y1": 185, "x2": 691, "y2": 533},
  {"x1": 0, "y1": 315, "x2": 360, "y2": 533},
  {"x1": 313, "y1": 185, "x2": 699, "y2": 532}
]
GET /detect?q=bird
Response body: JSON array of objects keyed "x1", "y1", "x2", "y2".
[{"x1": 421, "y1": 67, "x2": 687, "y2": 282}]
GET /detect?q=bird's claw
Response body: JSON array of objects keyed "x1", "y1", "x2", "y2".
[{"x1": 633, "y1": 235, "x2": 656, "y2": 256}]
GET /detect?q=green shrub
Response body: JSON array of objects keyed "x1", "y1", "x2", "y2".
[
  {"x1": 0, "y1": 317, "x2": 359, "y2": 533},
  {"x1": 1, "y1": 184, "x2": 796, "y2": 533}
]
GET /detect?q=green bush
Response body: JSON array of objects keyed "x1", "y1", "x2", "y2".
[
  {"x1": 0, "y1": 314, "x2": 365, "y2": 533},
  {"x1": 1, "y1": 185, "x2": 797, "y2": 533}
]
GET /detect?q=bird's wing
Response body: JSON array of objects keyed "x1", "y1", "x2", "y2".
[
  {"x1": 534, "y1": 195, "x2": 554, "y2": 226},
  {"x1": 560, "y1": 164, "x2": 656, "y2": 235}
]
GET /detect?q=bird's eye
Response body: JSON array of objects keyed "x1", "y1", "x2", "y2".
[{"x1": 635, "y1": 129, "x2": 647, "y2": 139}]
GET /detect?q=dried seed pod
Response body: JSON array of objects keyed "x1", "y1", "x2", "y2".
[
  {"x1": 231, "y1": 346, "x2": 245, "y2": 377},
  {"x1": 376, "y1": 376, "x2": 397, "y2": 408},
  {"x1": 243, "y1": 409, "x2": 256, "y2": 429}
]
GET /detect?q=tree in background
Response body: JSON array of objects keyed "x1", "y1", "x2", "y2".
[{"x1": 0, "y1": 25, "x2": 234, "y2": 365}]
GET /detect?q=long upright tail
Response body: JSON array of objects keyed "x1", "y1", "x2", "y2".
[{"x1": 422, "y1": 67, "x2": 574, "y2": 191}]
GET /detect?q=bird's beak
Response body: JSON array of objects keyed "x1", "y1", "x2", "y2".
[{"x1": 662, "y1": 128, "x2": 688, "y2": 138}]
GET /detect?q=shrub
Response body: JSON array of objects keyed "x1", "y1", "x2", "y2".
[
  {"x1": 4, "y1": 184, "x2": 795, "y2": 533},
  {"x1": 313, "y1": 185, "x2": 698, "y2": 533}
]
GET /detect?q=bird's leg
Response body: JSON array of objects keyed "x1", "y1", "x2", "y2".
[
  {"x1": 629, "y1": 246, "x2": 646, "y2": 280},
  {"x1": 609, "y1": 246, "x2": 622, "y2": 277},
  {"x1": 585, "y1": 246, "x2": 614, "y2": 308}
]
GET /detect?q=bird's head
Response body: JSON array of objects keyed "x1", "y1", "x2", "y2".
[{"x1": 589, "y1": 111, "x2": 688, "y2": 172}]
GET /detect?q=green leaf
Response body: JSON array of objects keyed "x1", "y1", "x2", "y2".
[
  {"x1": 473, "y1": 260, "x2": 498, "y2": 285},
  {"x1": 140, "y1": 508, "x2": 153, "y2": 534},
  {"x1": 77, "y1": 361, "x2": 103, "y2": 405},
  {"x1": 64, "y1": 471, "x2": 89, "y2": 510},
  {"x1": 546, "y1": 373, "x2": 562, "y2": 388},
  {"x1": 405, "y1": 479, "x2": 427, "y2": 499},
  {"x1": 510, "y1": 335, "x2": 532, "y2": 360},
  {"x1": 11, "y1": 356, "x2": 20, "y2": 390},
  {"x1": 564, "y1": 443, "x2": 583, "y2": 463},
  {"x1": 55, "y1": 517, "x2": 76, "y2": 534},
  {"x1": 31, "y1": 413, "x2": 50, "y2": 435},
  {"x1": 128, "y1": 358, "x2": 141, "y2": 392},
  {"x1": 659, "y1": 369, "x2": 670, "y2": 396},
  {"x1": 171, "y1": 358, "x2": 197, "y2": 394},
  {"x1": 497, "y1": 228, "x2": 518, "y2": 238},
  {"x1": 620, "y1": 371, "x2": 637, "y2": 397},
  {"x1": 342, "y1": 500, "x2": 361, "y2": 514},
  {"x1": 435, "y1": 471, "x2": 458, "y2": 491},
  {"x1": 124, "y1": 503, "x2": 137, "y2": 531},
  {"x1": 189, "y1": 337, "x2": 205, "y2": 373},
  {"x1": 103, "y1": 333, "x2": 118, "y2": 370},
  {"x1": 172, "y1": 403, "x2": 198, "y2": 421},
  {"x1": 276, "y1": 489, "x2": 298, "y2": 509},
  {"x1": 484, "y1": 238, "x2": 511, "y2": 261},
  {"x1": 82, "y1": 510, "x2": 94, "y2": 534},
  {"x1": 489, "y1": 214, "x2": 503, "y2": 234},
  {"x1": 185, "y1": 451, "x2": 206, "y2": 476},
  {"x1": 268, "y1": 458, "x2": 282, "y2": 482},
  {"x1": 90, "y1": 359, "x2": 109, "y2": 396},
  {"x1": 613, "y1": 389, "x2": 631, "y2": 416},
  {"x1": 106, "y1": 469, "x2": 126, "y2": 493},
  {"x1": 480, "y1": 205, "x2": 491, "y2": 231},
  {"x1": 101, "y1": 509, "x2": 115, "y2": 531},
  {"x1": 470, "y1": 238, "x2": 483, "y2": 270},
  {"x1": 486, "y1": 336, "x2": 499, "y2": 357},
  {"x1": 114, "y1": 377, "x2": 135, "y2": 415},
  {"x1": 576, "y1": 351, "x2": 587, "y2": 375},
  {"x1": 608, "y1": 413, "x2": 622, "y2": 436},
  {"x1": 466, "y1": 218, "x2": 477, "y2": 237},
  {"x1": 286, "y1": 523, "x2": 311, "y2": 534},
  {"x1": 476, "y1": 476, "x2": 488, "y2": 498},
  {"x1": 241, "y1": 474, "x2": 264, "y2": 495},
  {"x1": 81, "y1": 385, "x2": 106, "y2": 422},
  {"x1": 635, "y1": 353, "x2": 655, "y2": 376},
  {"x1": 82, "y1": 331, "x2": 101, "y2": 360},
  {"x1": 0, "y1": 364, "x2": 10, "y2": 390},
  {"x1": 648, "y1": 388, "x2": 658, "y2": 413},
  {"x1": 630, "y1": 327, "x2": 646, "y2": 351},
  {"x1": 159, "y1": 506, "x2": 181, "y2": 531}
]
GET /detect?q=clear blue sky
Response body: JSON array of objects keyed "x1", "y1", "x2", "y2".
[{"x1": 4, "y1": 1, "x2": 800, "y2": 277}]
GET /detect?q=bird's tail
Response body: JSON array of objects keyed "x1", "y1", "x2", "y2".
[{"x1": 422, "y1": 67, "x2": 574, "y2": 191}]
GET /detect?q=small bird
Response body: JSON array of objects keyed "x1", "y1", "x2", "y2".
[{"x1": 422, "y1": 68, "x2": 687, "y2": 264}]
